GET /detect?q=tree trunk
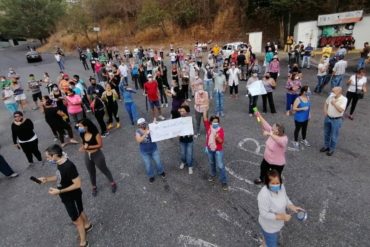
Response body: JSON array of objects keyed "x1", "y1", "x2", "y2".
[{"x1": 279, "y1": 17, "x2": 285, "y2": 47}]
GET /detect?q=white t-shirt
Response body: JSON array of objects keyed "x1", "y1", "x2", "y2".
[
  {"x1": 169, "y1": 52, "x2": 177, "y2": 62},
  {"x1": 347, "y1": 75, "x2": 367, "y2": 93},
  {"x1": 119, "y1": 64, "x2": 128, "y2": 77},
  {"x1": 326, "y1": 94, "x2": 348, "y2": 118},
  {"x1": 317, "y1": 63, "x2": 327, "y2": 76}
]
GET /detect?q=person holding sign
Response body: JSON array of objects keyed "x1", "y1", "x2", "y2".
[
  {"x1": 203, "y1": 111, "x2": 228, "y2": 191},
  {"x1": 178, "y1": 105, "x2": 194, "y2": 175},
  {"x1": 135, "y1": 118, "x2": 166, "y2": 183},
  {"x1": 246, "y1": 73, "x2": 260, "y2": 117},
  {"x1": 38, "y1": 144, "x2": 92, "y2": 247}
]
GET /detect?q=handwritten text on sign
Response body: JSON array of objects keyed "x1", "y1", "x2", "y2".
[{"x1": 149, "y1": 117, "x2": 194, "y2": 142}]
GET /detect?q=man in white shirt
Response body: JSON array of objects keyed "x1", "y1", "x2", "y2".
[
  {"x1": 169, "y1": 49, "x2": 177, "y2": 65},
  {"x1": 119, "y1": 62, "x2": 129, "y2": 86},
  {"x1": 55, "y1": 53, "x2": 65, "y2": 71},
  {"x1": 320, "y1": 87, "x2": 348, "y2": 156},
  {"x1": 331, "y1": 55, "x2": 347, "y2": 88},
  {"x1": 227, "y1": 62, "x2": 241, "y2": 98}
]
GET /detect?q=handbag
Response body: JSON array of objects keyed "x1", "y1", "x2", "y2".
[{"x1": 355, "y1": 75, "x2": 364, "y2": 99}]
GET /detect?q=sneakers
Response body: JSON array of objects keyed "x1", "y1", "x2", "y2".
[
  {"x1": 165, "y1": 103, "x2": 168, "y2": 108},
  {"x1": 348, "y1": 115, "x2": 354, "y2": 120},
  {"x1": 300, "y1": 139, "x2": 311, "y2": 147},
  {"x1": 188, "y1": 167, "x2": 193, "y2": 175},
  {"x1": 160, "y1": 172, "x2": 166, "y2": 178},
  {"x1": 101, "y1": 132, "x2": 109, "y2": 138},
  {"x1": 53, "y1": 137, "x2": 58, "y2": 142},
  {"x1": 92, "y1": 187, "x2": 98, "y2": 197},
  {"x1": 320, "y1": 147, "x2": 329, "y2": 152},
  {"x1": 116, "y1": 123, "x2": 121, "y2": 128},
  {"x1": 107, "y1": 123, "x2": 113, "y2": 130},
  {"x1": 69, "y1": 139, "x2": 79, "y2": 144},
  {"x1": 149, "y1": 177, "x2": 155, "y2": 183},
  {"x1": 179, "y1": 163, "x2": 185, "y2": 170},
  {"x1": 86, "y1": 109, "x2": 92, "y2": 113},
  {"x1": 187, "y1": 98, "x2": 191, "y2": 102},
  {"x1": 111, "y1": 183, "x2": 117, "y2": 193},
  {"x1": 32, "y1": 106, "x2": 39, "y2": 111},
  {"x1": 9, "y1": 172, "x2": 19, "y2": 178},
  {"x1": 292, "y1": 141, "x2": 300, "y2": 150},
  {"x1": 326, "y1": 150, "x2": 334, "y2": 156},
  {"x1": 220, "y1": 112, "x2": 225, "y2": 117},
  {"x1": 158, "y1": 115, "x2": 165, "y2": 121},
  {"x1": 222, "y1": 183, "x2": 228, "y2": 191},
  {"x1": 208, "y1": 176, "x2": 215, "y2": 182},
  {"x1": 80, "y1": 241, "x2": 89, "y2": 247},
  {"x1": 161, "y1": 103, "x2": 164, "y2": 108}
]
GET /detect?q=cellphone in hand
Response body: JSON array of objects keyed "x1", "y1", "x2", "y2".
[{"x1": 30, "y1": 176, "x2": 42, "y2": 184}]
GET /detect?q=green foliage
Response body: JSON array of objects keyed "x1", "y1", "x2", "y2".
[
  {"x1": 171, "y1": 0, "x2": 198, "y2": 28},
  {"x1": 138, "y1": 0, "x2": 167, "y2": 28},
  {"x1": 0, "y1": 0, "x2": 65, "y2": 40}
]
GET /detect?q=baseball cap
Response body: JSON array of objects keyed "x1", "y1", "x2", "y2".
[
  {"x1": 147, "y1": 74, "x2": 153, "y2": 78},
  {"x1": 137, "y1": 118, "x2": 146, "y2": 125}
]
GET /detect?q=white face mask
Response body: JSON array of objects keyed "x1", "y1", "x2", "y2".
[{"x1": 252, "y1": 73, "x2": 257, "y2": 77}]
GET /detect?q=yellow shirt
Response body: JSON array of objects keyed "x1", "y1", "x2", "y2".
[
  {"x1": 322, "y1": 47, "x2": 332, "y2": 58},
  {"x1": 213, "y1": 46, "x2": 220, "y2": 56}
]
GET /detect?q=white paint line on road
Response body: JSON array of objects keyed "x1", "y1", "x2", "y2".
[
  {"x1": 229, "y1": 186, "x2": 254, "y2": 195},
  {"x1": 225, "y1": 160, "x2": 256, "y2": 185},
  {"x1": 238, "y1": 138, "x2": 264, "y2": 157},
  {"x1": 178, "y1": 235, "x2": 219, "y2": 247},
  {"x1": 319, "y1": 198, "x2": 329, "y2": 223}
]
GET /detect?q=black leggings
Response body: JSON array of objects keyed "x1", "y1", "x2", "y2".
[
  {"x1": 159, "y1": 88, "x2": 168, "y2": 104},
  {"x1": 107, "y1": 102, "x2": 119, "y2": 124},
  {"x1": 19, "y1": 139, "x2": 42, "y2": 163},
  {"x1": 294, "y1": 120, "x2": 308, "y2": 142},
  {"x1": 248, "y1": 95, "x2": 258, "y2": 114},
  {"x1": 182, "y1": 84, "x2": 189, "y2": 99},
  {"x1": 84, "y1": 150, "x2": 114, "y2": 187},
  {"x1": 346, "y1": 91, "x2": 359, "y2": 115},
  {"x1": 229, "y1": 83, "x2": 238, "y2": 95},
  {"x1": 56, "y1": 122, "x2": 74, "y2": 144},
  {"x1": 259, "y1": 158, "x2": 284, "y2": 181},
  {"x1": 262, "y1": 92, "x2": 276, "y2": 113},
  {"x1": 94, "y1": 110, "x2": 107, "y2": 134}
]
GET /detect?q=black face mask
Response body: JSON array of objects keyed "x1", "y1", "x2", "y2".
[{"x1": 265, "y1": 76, "x2": 270, "y2": 79}]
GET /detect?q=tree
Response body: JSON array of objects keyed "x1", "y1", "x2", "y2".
[
  {"x1": 0, "y1": 0, "x2": 65, "y2": 42},
  {"x1": 138, "y1": 0, "x2": 168, "y2": 36}
]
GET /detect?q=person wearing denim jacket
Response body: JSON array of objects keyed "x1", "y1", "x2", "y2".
[
  {"x1": 202, "y1": 111, "x2": 228, "y2": 191},
  {"x1": 118, "y1": 82, "x2": 138, "y2": 126}
]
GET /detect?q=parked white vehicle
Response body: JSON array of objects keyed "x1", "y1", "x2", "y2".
[{"x1": 221, "y1": 42, "x2": 248, "y2": 59}]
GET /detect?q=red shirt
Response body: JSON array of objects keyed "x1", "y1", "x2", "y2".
[
  {"x1": 144, "y1": 81, "x2": 159, "y2": 101},
  {"x1": 204, "y1": 120, "x2": 224, "y2": 151}
]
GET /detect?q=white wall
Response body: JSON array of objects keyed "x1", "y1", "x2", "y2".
[
  {"x1": 294, "y1": 21, "x2": 319, "y2": 48},
  {"x1": 353, "y1": 16, "x2": 370, "y2": 49}
]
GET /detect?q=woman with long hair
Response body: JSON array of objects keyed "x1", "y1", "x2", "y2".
[
  {"x1": 292, "y1": 86, "x2": 311, "y2": 150},
  {"x1": 78, "y1": 118, "x2": 117, "y2": 197},
  {"x1": 65, "y1": 89, "x2": 84, "y2": 129},
  {"x1": 101, "y1": 83, "x2": 120, "y2": 129}
]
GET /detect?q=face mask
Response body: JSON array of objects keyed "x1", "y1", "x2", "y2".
[
  {"x1": 265, "y1": 76, "x2": 270, "y2": 79},
  {"x1": 232, "y1": 66, "x2": 236, "y2": 69},
  {"x1": 212, "y1": 123, "x2": 219, "y2": 129},
  {"x1": 48, "y1": 159, "x2": 57, "y2": 165},
  {"x1": 253, "y1": 73, "x2": 257, "y2": 77},
  {"x1": 78, "y1": 127, "x2": 85, "y2": 134},
  {"x1": 269, "y1": 184, "x2": 281, "y2": 192}
]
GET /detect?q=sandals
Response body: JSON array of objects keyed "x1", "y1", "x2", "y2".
[{"x1": 80, "y1": 241, "x2": 89, "y2": 247}]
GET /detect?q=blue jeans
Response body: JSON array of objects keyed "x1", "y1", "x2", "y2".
[
  {"x1": 5, "y1": 103, "x2": 18, "y2": 114},
  {"x1": 261, "y1": 226, "x2": 279, "y2": 247},
  {"x1": 180, "y1": 141, "x2": 193, "y2": 167},
  {"x1": 207, "y1": 149, "x2": 227, "y2": 183},
  {"x1": 301, "y1": 56, "x2": 311, "y2": 68},
  {"x1": 286, "y1": 93, "x2": 298, "y2": 111},
  {"x1": 214, "y1": 91, "x2": 224, "y2": 115},
  {"x1": 120, "y1": 76, "x2": 128, "y2": 86},
  {"x1": 357, "y1": 58, "x2": 366, "y2": 70},
  {"x1": 57, "y1": 61, "x2": 65, "y2": 71},
  {"x1": 140, "y1": 149, "x2": 164, "y2": 178},
  {"x1": 124, "y1": 102, "x2": 138, "y2": 124},
  {"x1": 204, "y1": 79, "x2": 213, "y2": 98},
  {"x1": 0, "y1": 154, "x2": 15, "y2": 176},
  {"x1": 331, "y1": 75, "x2": 343, "y2": 88},
  {"x1": 324, "y1": 116, "x2": 343, "y2": 151},
  {"x1": 315, "y1": 75, "x2": 326, "y2": 93}
]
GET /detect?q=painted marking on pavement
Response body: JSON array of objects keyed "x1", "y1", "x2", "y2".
[
  {"x1": 229, "y1": 186, "x2": 254, "y2": 195},
  {"x1": 178, "y1": 235, "x2": 219, "y2": 247},
  {"x1": 319, "y1": 198, "x2": 329, "y2": 223}
]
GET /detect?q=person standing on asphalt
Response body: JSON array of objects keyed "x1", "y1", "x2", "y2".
[
  {"x1": 320, "y1": 87, "x2": 347, "y2": 156},
  {"x1": 80, "y1": 51, "x2": 90, "y2": 70},
  {"x1": 78, "y1": 119, "x2": 117, "y2": 197},
  {"x1": 135, "y1": 118, "x2": 166, "y2": 183},
  {"x1": 253, "y1": 113, "x2": 288, "y2": 185},
  {"x1": 65, "y1": 89, "x2": 84, "y2": 130},
  {"x1": 331, "y1": 55, "x2": 347, "y2": 88},
  {"x1": 101, "y1": 83, "x2": 120, "y2": 130},
  {"x1": 27, "y1": 74, "x2": 43, "y2": 110},
  {"x1": 203, "y1": 111, "x2": 228, "y2": 190},
  {"x1": 237, "y1": 50, "x2": 247, "y2": 81},
  {"x1": 194, "y1": 87, "x2": 209, "y2": 137},
  {"x1": 178, "y1": 105, "x2": 194, "y2": 175},
  {"x1": 11, "y1": 111, "x2": 43, "y2": 166},
  {"x1": 314, "y1": 57, "x2": 328, "y2": 94},
  {"x1": 262, "y1": 73, "x2": 277, "y2": 114},
  {"x1": 213, "y1": 68, "x2": 227, "y2": 117},
  {"x1": 118, "y1": 83, "x2": 138, "y2": 125},
  {"x1": 54, "y1": 52, "x2": 65, "y2": 71},
  {"x1": 202, "y1": 64, "x2": 214, "y2": 99},
  {"x1": 87, "y1": 77, "x2": 105, "y2": 98},
  {"x1": 2, "y1": 84, "x2": 18, "y2": 115},
  {"x1": 257, "y1": 169, "x2": 304, "y2": 247},
  {"x1": 119, "y1": 61, "x2": 129, "y2": 86},
  {"x1": 11, "y1": 76, "x2": 28, "y2": 112},
  {"x1": 227, "y1": 62, "x2": 241, "y2": 99},
  {"x1": 301, "y1": 43, "x2": 313, "y2": 69},
  {"x1": 144, "y1": 74, "x2": 165, "y2": 122},
  {"x1": 345, "y1": 68, "x2": 367, "y2": 120},
  {"x1": 285, "y1": 74, "x2": 302, "y2": 116},
  {"x1": 247, "y1": 72, "x2": 260, "y2": 117},
  {"x1": 90, "y1": 92, "x2": 109, "y2": 137},
  {"x1": 292, "y1": 86, "x2": 311, "y2": 150},
  {"x1": 0, "y1": 153, "x2": 18, "y2": 178},
  {"x1": 38, "y1": 144, "x2": 92, "y2": 247},
  {"x1": 268, "y1": 56, "x2": 280, "y2": 82},
  {"x1": 357, "y1": 42, "x2": 369, "y2": 70}
]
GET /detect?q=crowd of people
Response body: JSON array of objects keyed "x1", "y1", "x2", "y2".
[{"x1": 0, "y1": 39, "x2": 368, "y2": 247}]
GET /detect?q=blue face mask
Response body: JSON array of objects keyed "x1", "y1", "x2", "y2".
[
  {"x1": 78, "y1": 127, "x2": 85, "y2": 134},
  {"x1": 48, "y1": 159, "x2": 57, "y2": 166},
  {"x1": 269, "y1": 184, "x2": 281, "y2": 192},
  {"x1": 212, "y1": 123, "x2": 219, "y2": 129}
]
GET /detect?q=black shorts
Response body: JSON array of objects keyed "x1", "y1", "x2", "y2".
[
  {"x1": 32, "y1": 92, "x2": 42, "y2": 102},
  {"x1": 63, "y1": 196, "x2": 84, "y2": 222}
]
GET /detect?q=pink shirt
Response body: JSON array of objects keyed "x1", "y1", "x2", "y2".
[
  {"x1": 262, "y1": 121, "x2": 288, "y2": 166},
  {"x1": 269, "y1": 60, "x2": 280, "y2": 73},
  {"x1": 66, "y1": 94, "x2": 82, "y2": 114}
]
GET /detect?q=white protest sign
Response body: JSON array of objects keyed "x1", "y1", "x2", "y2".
[
  {"x1": 149, "y1": 117, "x2": 194, "y2": 142},
  {"x1": 247, "y1": 80, "x2": 267, "y2": 96}
]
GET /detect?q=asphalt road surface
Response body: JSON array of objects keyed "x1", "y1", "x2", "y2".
[{"x1": 0, "y1": 45, "x2": 369, "y2": 247}]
